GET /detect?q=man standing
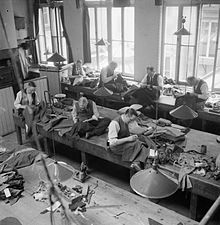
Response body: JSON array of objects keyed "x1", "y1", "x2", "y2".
[
  {"x1": 186, "y1": 76, "x2": 209, "y2": 109},
  {"x1": 108, "y1": 108, "x2": 149, "y2": 171},
  {"x1": 72, "y1": 96, "x2": 111, "y2": 138}
]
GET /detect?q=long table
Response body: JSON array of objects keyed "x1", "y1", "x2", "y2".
[
  {"x1": 61, "y1": 83, "x2": 220, "y2": 131},
  {"x1": 12, "y1": 106, "x2": 220, "y2": 220}
]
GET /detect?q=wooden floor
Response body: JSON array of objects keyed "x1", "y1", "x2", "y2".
[{"x1": 0, "y1": 158, "x2": 198, "y2": 225}]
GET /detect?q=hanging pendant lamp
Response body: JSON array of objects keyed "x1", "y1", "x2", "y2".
[
  {"x1": 95, "y1": 38, "x2": 110, "y2": 47},
  {"x1": 130, "y1": 161, "x2": 178, "y2": 199},
  {"x1": 174, "y1": 17, "x2": 190, "y2": 36},
  {"x1": 47, "y1": 52, "x2": 66, "y2": 63},
  {"x1": 169, "y1": 104, "x2": 198, "y2": 120}
]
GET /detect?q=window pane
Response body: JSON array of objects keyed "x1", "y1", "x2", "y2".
[
  {"x1": 197, "y1": 4, "x2": 219, "y2": 89},
  {"x1": 124, "y1": 41, "x2": 134, "y2": 74},
  {"x1": 164, "y1": 7, "x2": 178, "y2": 44},
  {"x1": 179, "y1": 46, "x2": 195, "y2": 82},
  {"x1": 90, "y1": 39, "x2": 97, "y2": 69},
  {"x1": 112, "y1": 8, "x2": 121, "y2": 41},
  {"x1": 163, "y1": 45, "x2": 176, "y2": 80},
  {"x1": 182, "y1": 6, "x2": 197, "y2": 45},
  {"x1": 124, "y1": 7, "x2": 134, "y2": 42},
  {"x1": 89, "y1": 8, "x2": 96, "y2": 39},
  {"x1": 112, "y1": 41, "x2": 122, "y2": 71},
  {"x1": 214, "y1": 16, "x2": 220, "y2": 89},
  {"x1": 97, "y1": 8, "x2": 107, "y2": 39},
  {"x1": 98, "y1": 46, "x2": 108, "y2": 69}
]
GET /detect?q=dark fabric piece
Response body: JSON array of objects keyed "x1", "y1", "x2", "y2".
[
  {"x1": 82, "y1": 4, "x2": 91, "y2": 63},
  {"x1": 0, "y1": 148, "x2": 40, "y2": 173},
  {"x1": 131, "y1": 87, "x2": 160, "y2": 106},
  {"x1": 75, "y1": 99, "x2": 94, "y2": 122},
  {"x1": 175, "y1": 94, "x2": 197, "y2": 111},
  {"x1": 42, "y1": 116, "x2": 66, "y2": 132},
  {"x1": 78, "y1": 117, "x2": 111, "y2": 137},
  {"x1": 114, "y1": 116, "x2": 130, "y2": 139},
  {"x1": 110, "y1": 140, "x2": 149, "y2": 163},
  {"x1": 193, "y1": 79, "x2": 207, "y2": 103},
  {"x1": 146, "y1": 73, "x2": 160, "y2": 87},
  {"x1": 60, "y1": 6, "x2": 73, "y2": 62}
]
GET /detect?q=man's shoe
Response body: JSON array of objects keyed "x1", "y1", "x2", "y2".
[{"x1": 130, "y1": 162, "x2": 142, "y2": 172}]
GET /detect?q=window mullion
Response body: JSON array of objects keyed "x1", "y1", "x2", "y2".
[
  {"x1": 176, "y1": 6, "x2": 183, "y2": 83},
  {"x1": 121, "y1": 8, "x2": 124, "y2": 73},
  {"x1": 194, "y1": 4, "x2": 202, "y2": 78},
  {"x1": 212, "y1": 6, "x2": 220, "y2": 91},
  {"x1": 42, "y1": 7, "x2": 48, "y2": 62},
  {"x1": 37, "y1": 8, "x2": 42, "y2": 62},
  {"x1": 107, "y1": 6, "x2": 112, "y2": 63},
  {"x1": 94, "y1": 7, "x2": 99, "y2": 69},
  {"x1": 207, "y1": 22, "x2": 212, "y2": 57},
  {"x1": 48, "y1": 8, "x2": 54, "y2": 54},
  {"x1": 58, "y1": 8, "x2": 63, "y2": 55}
]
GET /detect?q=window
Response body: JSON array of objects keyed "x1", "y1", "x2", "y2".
[
  {"x1": 37, "y1": 6, "x2": 67, "y2": 64},
  {"x1": 88, "y1": 4, "x2": 134, "y2": 76},
  {"x1": 162, "y1": 3, "x2": 220, "y2": 91}
]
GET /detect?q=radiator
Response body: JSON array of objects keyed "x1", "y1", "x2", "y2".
[{"x1": 0, "y1": 86, "x2": 15, "y2": 136}]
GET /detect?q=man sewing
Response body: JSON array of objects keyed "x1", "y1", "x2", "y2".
[
  {"x1": 140, "y1": 66, "x2": 163, "y2": 90},
  {"x1": 186, "y1": 76, "x2": 209, "y2": 110},
  {"x1": 128, "y1": 66, "x2": 163, "y2": 108},
  {"x1": 72, "y1": 95, "x2": 111, "y2": 139},
  {"x1": 98, "y1": 61, "x2": 118, "y2": 92},
  {"x1": 107, "y1": 108, "x2": 150, "y2": 171}
]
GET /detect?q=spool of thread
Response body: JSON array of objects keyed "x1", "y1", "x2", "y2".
[{"x1": 201, "y1": 145, "x2": 207, "y2": 154}]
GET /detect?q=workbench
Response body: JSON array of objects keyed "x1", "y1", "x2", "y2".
[
  {"x1": 61, "y1": 83, "x2": 220, "y2": 131},
  {"x1": 12, "y1": 106, "x2": 220, "y2": 220},
  {"x1": 0, "y1": 156, "x2": 198, "y2": 225}
]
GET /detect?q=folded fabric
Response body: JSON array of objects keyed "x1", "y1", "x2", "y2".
[{"x1": 52, "y1": 118, "x2": 74, "y2": 130}]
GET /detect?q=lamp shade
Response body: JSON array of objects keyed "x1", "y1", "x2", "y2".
[
  {"x1": 130, "y1": 167, "x2": 178, "y2": 199},
  {"x1": 47, "y1": 52, "x2": 66, "y2": 63},
  {"x1": 95, "y1": 38, "x2": 110, "y2": 46},
  {"x1": 174, "y1": 26, "x2": 190, "y2": 35},
  {"x1": 93, "y1": 86, "x2": 113, "y2": 96},
  {"x1": 169, "y1": 104, "x2": 198, "y2": 120}
]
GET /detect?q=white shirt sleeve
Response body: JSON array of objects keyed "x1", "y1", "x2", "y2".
[
  {"x1": 157, "y1": 75, "x2": 163, "y2": 89},
  {"x1": 71, "y1": 103, "x2": 78, "y2": 123},
  {"x1": 14, "y1": 91, "x2": 23, "y2": 109},
  {"x1": 198, "y1": 83, "x2": 209, "y2": 100},
  {"x1": 108, "y1": 120, "x2": 120, "y2": 146},
  {"x1": 140, "y1": 74, "x2": 148, "y2": 85},
  {"x1": 92, "y1": 101, "x2": 99, "y2": 119}
]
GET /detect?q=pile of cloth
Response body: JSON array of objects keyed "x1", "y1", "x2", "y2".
[{"x1": 0, "y1": 143, "x2": 46, "y2": 205}]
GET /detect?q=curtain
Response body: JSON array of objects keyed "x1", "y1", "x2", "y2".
[
  {"x1": 32, "y1": 0, "x2": 40, "y2": 64},
  {"x1": 60, "y1": 5, "x2": 74, "y2": 63},
  {"x1": 82, "y1": 4, "x2": 91, "y2": 63}
]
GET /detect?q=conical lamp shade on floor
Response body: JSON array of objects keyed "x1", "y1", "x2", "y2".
[
  {"x1": 169, "y1": 104, "x2": 198, "y2": 120},
  {"x1": 93, "y1": 86, "x2": 113, "y2": 97},
  {"x1": 130, "y1": 168, "x2": 178, "y2": 199}
]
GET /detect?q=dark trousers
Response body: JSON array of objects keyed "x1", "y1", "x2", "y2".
[{"x1": 78, "y1": 117, "x2": 111, "y2": 137}]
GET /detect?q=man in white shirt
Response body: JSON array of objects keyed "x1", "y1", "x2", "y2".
[{"x1": 108, "y1": 108, "x2": 150, "y2": 171}]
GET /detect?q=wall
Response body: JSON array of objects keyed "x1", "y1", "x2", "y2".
[
  {"x1": 0, "y1": 0, "x2": 17, "y2": 50},
  {"x1": 134, "y1": 0, "x2": 161, "y2": 81},
  {"x1": 12, "y1": 0, "x2": 29, "y2": 40},
  {"x1": 64, "y1": 0, "x2": 83, "y2": 62},
  {"x1": 62, "y1": 0, "x2": 162, "y2": 81}
]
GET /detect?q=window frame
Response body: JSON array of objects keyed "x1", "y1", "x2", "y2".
[
  {"x1": 37, "y1": 4, "x2": 67, "y2": 64},
  {"x1": 87, "y1": 1, "x2": 135, "y2": 77}
]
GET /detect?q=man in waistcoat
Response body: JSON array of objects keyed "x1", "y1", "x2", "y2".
[
  {"x1": 72, "y1": 96, "x2": 111, "y2": 138},
  {"x1": 107, "y1": 108, "x2": 150, "y2": 172},
  {"x1": 127, "y1": 66, "x2": 163, "y2": 108},
  {"x1": 186, "y1": 76, "x2": 209, "y2": 110},
  {"x1": 99, "y1": 61, "x2": 118, "y2": 92}
]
